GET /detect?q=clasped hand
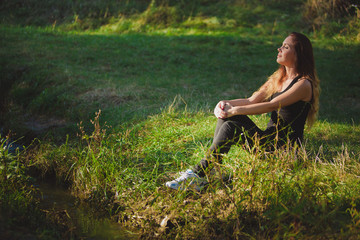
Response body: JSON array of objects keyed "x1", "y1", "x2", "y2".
[{"x1": 214, "y1": 101, "x2": 234, "y2": 119}]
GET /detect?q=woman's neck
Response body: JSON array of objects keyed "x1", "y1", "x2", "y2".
[
  {"x1": 285, "y1": 67, "x2": 298, "y2": 80},
  {"x1": 278, "y1": 68, "x2": 299, "y2": 92}
]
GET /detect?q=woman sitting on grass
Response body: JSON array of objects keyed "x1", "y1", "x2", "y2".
[{"x1": 166, "y1": 32, "x2": 320, "y2": 191}]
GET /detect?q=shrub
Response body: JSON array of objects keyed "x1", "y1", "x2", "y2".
[{"x1": 303, "y1": 0, "x2": 355, "y2": 27}]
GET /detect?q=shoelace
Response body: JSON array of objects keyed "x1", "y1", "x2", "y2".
[{"x1": 175, "y1": 171, "x2": 195, "y2": 182}]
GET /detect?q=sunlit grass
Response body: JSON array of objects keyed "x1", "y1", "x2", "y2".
[
  {"x1": 21, "y1": 107, "x2": 359, "y2": 238},
  {"x1": 1, "y1": 1, "x2": 359, "y2": 237},
  {"x1": 2, "y1": 24, "x2": 359, "y2": 130}
]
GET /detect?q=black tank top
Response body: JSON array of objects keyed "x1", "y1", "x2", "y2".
[{"x1": 267, "y1": 76, "x2": 312, "y2": 144}]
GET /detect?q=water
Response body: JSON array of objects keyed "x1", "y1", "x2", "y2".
[
  {"x1": 1, "y1": 135, "x2": 137, "y2": 239},
  {"x1": 38, "y1": 182, "x2": 137, "y2": 240}
]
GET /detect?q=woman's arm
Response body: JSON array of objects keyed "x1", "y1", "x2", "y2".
[
  {"x1": 229, "y1": 90, "x2": 268, "y2": 106},
  {"x1": 222, "y1": 79, "x2": 312, "y2": 118},
  {"x1": 214, "y1": 90, "x2": 267, "y2": 118}
]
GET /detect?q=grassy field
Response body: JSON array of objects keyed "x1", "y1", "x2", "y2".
[{"x1": 1, "y1": 0, "x2": 360, "y2": 239}]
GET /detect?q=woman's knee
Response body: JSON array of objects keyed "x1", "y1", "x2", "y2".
[{"x1": 219, "y1": 121, "x2": 239, "y2": 136}]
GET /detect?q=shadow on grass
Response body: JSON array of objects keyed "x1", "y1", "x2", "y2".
[{"x1": 1, "y1": 26, "x2": 359, "y2": 147}]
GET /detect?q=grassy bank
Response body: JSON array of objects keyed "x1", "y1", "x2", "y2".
[
  {"x1": 1, "y1": 0, "x2": 360, "y2": 239},
  {"x1": 23, "y1": 109, "x2": 360, "y2": 239}
]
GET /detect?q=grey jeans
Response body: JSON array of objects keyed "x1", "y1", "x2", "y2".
[{"x1": 192, "y1": 115, "x2": 286, "y2": 177}]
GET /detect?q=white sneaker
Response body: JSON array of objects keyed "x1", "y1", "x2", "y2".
[{"x1": 165, "y1": 169, "x2": 205, "y2": 191}]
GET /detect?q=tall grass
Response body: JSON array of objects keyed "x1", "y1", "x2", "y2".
[
  {"x1": 303, "y1": 0, "x2": 360, "y2": 37},
  {"x1": 1, "y1": 0, "x2": 360, "y2": 238},
  {"x1": 1, "y1": 0, "x2": 358, "y2": 38},
  {"x1": 0, "y1": 136, "x2": 70, "y2": 239},
  {"x1": 22, "y1": 108, "x2": 360, "y2": 238}
]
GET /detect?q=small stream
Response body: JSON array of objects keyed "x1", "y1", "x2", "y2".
[
  {"x1": 38, "y1": 182, "x2": 137, "y2": 240},
  {"x1": 2, "y1": 135, "x2": 138, "y2": 239}
]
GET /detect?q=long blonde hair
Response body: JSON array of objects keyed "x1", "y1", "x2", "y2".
[{"x1": 259, "y1": 32, "x2": 320, "y2": 127}]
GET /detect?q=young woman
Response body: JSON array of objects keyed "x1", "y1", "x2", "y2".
[{"x1": 166, "y1": 32, "x2": 320, "y2": 190}]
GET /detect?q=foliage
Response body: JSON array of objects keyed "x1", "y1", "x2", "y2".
[
  {"x1": 1, "y1": 0, "x2": 358, "y2": 39},
  {"x1": 1, "y1": 0, "x2": 360, "y2": 238},
  {"x1": 0, "y1": 137, "x2": 62, "y2": 239},
  {"x1": 22, "y1": 109, "x2": 360, "y2": 239},
  {"x1": 303, "y1": 0, "x2": 356, "y2": 22},
  {"x1": 302, "y1": 0, "x2": 360, "y2": 38},
  {"x1": 0, "y1": 137, "x2": 25, "y2": 183}
]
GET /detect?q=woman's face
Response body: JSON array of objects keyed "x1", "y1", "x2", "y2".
[{"x1": 277, "y1": 35, "x2": 297, "y2": 68}]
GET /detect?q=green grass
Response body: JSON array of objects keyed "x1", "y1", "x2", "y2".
[
  {"x1": 2, "y1": 25, "x2": 359, "y2": 126},
  {"x1": 25, "y1": 109, "x2": 360, "y2": 238},
  {"x1": 1, "y1": 0, "x2": 360, "y2": 239}
]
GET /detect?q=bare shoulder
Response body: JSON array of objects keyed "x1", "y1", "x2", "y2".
[
  {"x1": 298, "y1": 77, "x2": 312, "y2": 86},
  {"x1": 295, "y1": 77, "x2": 312, "y2": 101},
  {"x1": 293, "y1": 77, "x2": 312, "y2": 90}
]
